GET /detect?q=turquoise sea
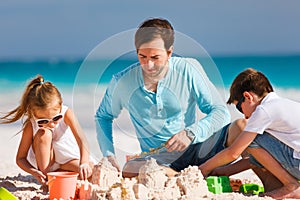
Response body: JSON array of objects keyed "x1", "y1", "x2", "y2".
[{"x1": 1, "y1": 55, "x2": 300, "y2": 90}]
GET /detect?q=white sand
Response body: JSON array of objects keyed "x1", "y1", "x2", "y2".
[
  {"x1": 0, "y1": 118, "x2": 270, "y2": 200},
  {"x1": 1, "y1": 87, "x2": 299, "y2": 199}
]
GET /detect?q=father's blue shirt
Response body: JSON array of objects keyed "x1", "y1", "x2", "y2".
[{"x1": 95, "y1": 57, "x2": 230, "y2": 157}]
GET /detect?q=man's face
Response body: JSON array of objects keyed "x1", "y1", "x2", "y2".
[{"x1": 137, "y1": 37, "x2": 172, "y2": 80}]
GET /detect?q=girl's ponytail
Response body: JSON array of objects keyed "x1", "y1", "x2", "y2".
[{"x1": 0, "y1": 75, "x2": 62, "y2": 129}]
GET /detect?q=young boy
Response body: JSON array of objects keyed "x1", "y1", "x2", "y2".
[{"x1": 199, "y1": 68, "x2": 300, "y2": 199}]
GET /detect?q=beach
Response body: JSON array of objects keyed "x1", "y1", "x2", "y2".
[
  {"x1": 1, "y1": 58, "x2": 300, "y2": 199},
  {"x1": 0, "y1": 122, "x2": 271, "y2": 200},
  {"x1": 0, "y1": 93, "x2": 289, "y2": 199},
  {"x1": 1, "y1": 0, "x2": 300, "y2": 197}
]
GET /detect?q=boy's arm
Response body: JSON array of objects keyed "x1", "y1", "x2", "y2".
[
  {"x1": 209, "y1": 157, "x2": 251, "y2": 177},
  {"x1": 199, "y1": 131, "x2": 257, "y2": 177}
]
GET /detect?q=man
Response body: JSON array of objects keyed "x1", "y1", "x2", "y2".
[{"x1": 95, "y1": 18, "x2": 231, "y2": 177}]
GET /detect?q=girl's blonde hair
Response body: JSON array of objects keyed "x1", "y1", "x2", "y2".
[{"x1": 0, "y1": 75, "x2": 62, "y2": 128}]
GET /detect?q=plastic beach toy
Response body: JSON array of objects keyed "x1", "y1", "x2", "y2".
[
  {"x1": 239, "y1": 183, "x2": 264, "y2": 195},
  {"x1": 206, "y1": 176, "x2": 232, "y2": 194},
  {"x1": 47, "y1": 171, "x2": 78, "y2": 200},
  {"x1": 0, "y1": 187, "x2": 18, "y2": 200}
]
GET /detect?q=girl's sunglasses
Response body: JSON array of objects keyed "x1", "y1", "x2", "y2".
[{"x1": 35, "y1": 114, "x2": 63, "y2": 126}]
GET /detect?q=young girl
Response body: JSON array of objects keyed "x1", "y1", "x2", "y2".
[{"x1": 0, "y1": 75, "x2": 93, "y2": 184}]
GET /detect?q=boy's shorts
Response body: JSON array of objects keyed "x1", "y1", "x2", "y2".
[
  {"x1": 248, "y1": 132, "x2": 300, "y2": 180},
  {"x1": 170, "y1": 123, "x2": 230, "y2": 171}
]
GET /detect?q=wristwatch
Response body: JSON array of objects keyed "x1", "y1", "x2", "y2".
[{"x1": 185, "y1": 129, "x2": 195, "y2": 141}]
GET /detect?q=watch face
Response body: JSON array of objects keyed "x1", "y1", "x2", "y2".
[{"x1": 186, "y1": 130, "x2": 195, "y2": 140}]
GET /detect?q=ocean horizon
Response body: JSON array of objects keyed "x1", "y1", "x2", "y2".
[{"x1": 1, "y1": 55, "x2": 300, "y2": 88}]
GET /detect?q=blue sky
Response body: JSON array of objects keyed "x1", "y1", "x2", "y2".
[{"x1": 1, "y1": 0, "x2": 300, "y2": 59}]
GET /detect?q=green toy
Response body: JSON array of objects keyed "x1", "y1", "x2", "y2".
[
  {"x1": 206, "y1": 176, "x2": 232, "y2": 194},
  {"x1": 239, "y1": 183, "x2": 264, "y2": 195}
]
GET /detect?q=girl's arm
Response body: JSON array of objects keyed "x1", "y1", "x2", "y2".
[
  {"x1": 64, "y1": 108, "x2": 91, "y2": 179},
  {"x1": 199, "y1": 131, "x2": 257, "y2": 177},
  {"x1": 16, "y1": 122, "x2": 47, "y2": 184}
]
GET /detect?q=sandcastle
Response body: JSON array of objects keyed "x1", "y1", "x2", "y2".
[
  {"x1": 138, "y1": 157, "x2": 168, "y2": 190},
  {"x1": 91, "y1": 157, "x2": 121, "y2": 190},
  {"x1": 176, "y1": 165, "x2": 210, "y2": 199},
  {"x1": 76, "y1": 157, "x2": 210, "y2": 200}
]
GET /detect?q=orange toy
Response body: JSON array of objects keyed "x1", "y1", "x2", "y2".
[{"x1": 47, "y1": 171, "x2": 78, "y2": 200}]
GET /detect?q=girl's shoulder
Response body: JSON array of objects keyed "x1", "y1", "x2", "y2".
[
  {"x1": 22, "y1": 120, "x2": 34, "y2": 138},
  {"x1": 61, "y1": 105, "x2": 69, "y2": 116}
]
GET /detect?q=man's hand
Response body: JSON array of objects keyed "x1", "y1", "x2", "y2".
[
  {"x1": 165, "y1": 130, "x2": 192, "y2": 152},
  {"x1": 107, "y1": 156, "x2": 121, "y2": 172}
]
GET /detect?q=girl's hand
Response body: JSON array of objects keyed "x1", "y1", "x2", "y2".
[
  {"x1": 32, "y1": 169, "x2": 47, "y2": 185},
  {"x1": 79, "y1": 163, "x2": 92, "y2": 180}
]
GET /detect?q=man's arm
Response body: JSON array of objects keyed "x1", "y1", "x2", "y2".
[
  {"x1": 185, "y1": 58, "x2": 231, "y2": 143},
  {"x1": 95, "y1": 77, "x2": 121, "y2": 157}
]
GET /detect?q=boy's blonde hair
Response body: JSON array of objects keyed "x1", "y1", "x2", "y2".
[{"x1": 227, "y1": 68, "x2": 274, "y2": 104}]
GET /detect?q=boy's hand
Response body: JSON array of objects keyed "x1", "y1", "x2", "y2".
[{"x1": 198, "y1": 164, "x2": 210, "y2": 178}]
